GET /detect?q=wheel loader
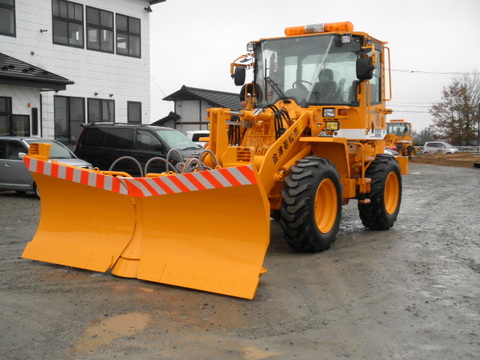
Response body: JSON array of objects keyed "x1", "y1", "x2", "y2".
[
  {"x1": 21, "y1": 21, "x2": 407, "y2": 299},
  {"x1": 385, "y1": 119, "x2": 417, "y2": 157}
]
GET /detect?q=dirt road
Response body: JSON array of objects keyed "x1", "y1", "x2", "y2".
[{"x1": 1, "y1": 162, "x2": 479, "y2": 360}]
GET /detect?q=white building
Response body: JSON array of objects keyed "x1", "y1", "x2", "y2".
[{"x1": 0, "y1": 0, "x2": 165, "y2": 144}]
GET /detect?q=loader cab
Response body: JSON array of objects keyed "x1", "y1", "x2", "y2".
[
  {"x1": 236, "y1": 23, "x2": 388, "y2": 137},
  {"x1": 251, "y1": 33, "x2": 366, "y2": 107},
  {"x1": 387, "y1": 121, "x2": 411, "y2": 137}
]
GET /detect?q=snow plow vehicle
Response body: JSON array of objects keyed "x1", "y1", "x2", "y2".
[
  {"x1": 385, "y1": 119, "x2": 417, "y2": 157},
  {"x1": 22, "y1": 21, "x2": 407, "y2": 299}
]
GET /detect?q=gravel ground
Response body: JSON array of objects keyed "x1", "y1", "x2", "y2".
[{"x1": 1, "y1": 162, "x2": 479, "y2": 360}]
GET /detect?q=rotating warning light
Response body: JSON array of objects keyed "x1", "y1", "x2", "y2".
[{"x1": 285, "y1": 21, "x2": 354, "y2": 36}]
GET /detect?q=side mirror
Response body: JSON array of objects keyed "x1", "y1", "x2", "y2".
[
  {"x1": 356, "y1": 57, "x2": 375, "y2": 81},
  {"x1": 233, "y1": 66, "x2": 246, "y2": 86}
]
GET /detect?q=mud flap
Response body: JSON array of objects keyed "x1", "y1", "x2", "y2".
[{"x1": 21, "y1": 157, "x2": 270, "y2": 299}]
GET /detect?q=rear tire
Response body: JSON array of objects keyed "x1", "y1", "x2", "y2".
[
  {"x1": 358, "y1": 155, "x2": 401, "y2": 230},
  {"x1": 280, "y1": 156, "x2": 342, "y2": 252}
]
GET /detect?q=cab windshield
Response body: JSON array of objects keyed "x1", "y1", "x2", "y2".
[
  {"x1": 254, "y1": 34, "x2": 362, "y2": 107},
  {"x1": 387, "y1": 122, "x2": 411, "y2": 136}
]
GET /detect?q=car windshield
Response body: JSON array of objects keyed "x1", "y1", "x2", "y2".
[
  {"x1": 26, "y1": 140, "x2": 74, "y2": 159},
  {"x1": 154, "y1": 130, "x2": 200, "y2": 150},
  {"x1": 254, "y1": 33, "x2": 362, "y2": 107}
]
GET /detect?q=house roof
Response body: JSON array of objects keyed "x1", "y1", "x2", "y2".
[
  {"x1": 0, "y1": 53, "x2": 74, "y2": 91},
  {"x1": 151, "y1": 111, "x2": 180, "y2": 126},
  {"x1": 150, "y1": 0, "x2": 167, "y2": 4},
  {"x1": 163, "y1": 85, "x2": 242, "y2": 111}
]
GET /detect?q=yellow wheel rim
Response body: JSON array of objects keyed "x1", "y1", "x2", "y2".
[
  {"x1": 384, "y1": 172, "x2": 400, "y2": 214},
  {"x1": 314, "y1": 178, "x2": 338, "y2": 233}
]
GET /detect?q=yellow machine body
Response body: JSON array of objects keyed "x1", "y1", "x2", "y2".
[{"x1": 21, "y1": 21, "x2": 407, "y2": 299}]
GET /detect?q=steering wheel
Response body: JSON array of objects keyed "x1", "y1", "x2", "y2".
[{"x1": 292, "y1": 80, "x2": 312, "y2": 90}]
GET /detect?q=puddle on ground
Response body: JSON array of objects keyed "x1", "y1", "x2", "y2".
[
  {"x1": 244, "y1": 346, "x2": 282, "y2": 359},
  {"x1": 74, "y1": 312, "x2": 151, "y2": 353}
]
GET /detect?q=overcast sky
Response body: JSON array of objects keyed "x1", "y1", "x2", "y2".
[{"x1": 149, "y1": 0, "x2": 480, "y2": 131}]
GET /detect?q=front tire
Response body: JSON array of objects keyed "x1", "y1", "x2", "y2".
[
  {"x1": 280, "y1": 156, "x2": 342, "y2": 252},
  {"x1": 407, "y1": 146, "x2": 415, "y2": 158},
  {"x1": 358, "y1": 155, "x2": 401, "y2": 230}
]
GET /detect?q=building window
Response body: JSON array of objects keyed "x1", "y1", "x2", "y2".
[
  {"x1": 0, "y1": 97, "x2": 12, "y2": 135},
  {"x1": 54, "y1": 96, "x2": 85, "y2": 142},
  {"x1": 52, "y1": 0, "x2": 84, "y2": 48},
  {"x1": 127, "y1": 101, "x2": 142, "y2": 123},
  {"x1": 116, "y1": 14, "x2": 141, "y2": 58},
  {"x1": 11, "y1": 115, "x2": 29, "y2": 136},
  {"x1": 0, "y1": 0, "x2": 15, "y2": 37},
  {"x1": 86, "y1": 6, "x2": 114, "y2": 53},
  {"x1": 88, "y1": 98, "x2": 115, "y2": 122}
]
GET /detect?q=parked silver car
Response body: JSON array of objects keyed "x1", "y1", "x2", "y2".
[
  {"x1": 0, "y1": 137, "x2": 93, "y2": 197},
  {"x1": 423, "y1": 141, "x2": 460, "y2": 155}
]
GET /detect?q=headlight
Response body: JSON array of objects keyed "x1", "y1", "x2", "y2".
[
  {"x1": 323, "y1": 108, "x2": 335, "y2": 117},
  {"x1": 326, "y1": 121, "x2": 340, "y2": 131}
]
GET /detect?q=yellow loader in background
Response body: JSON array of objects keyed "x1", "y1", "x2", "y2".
[
  {"x1": 22, "y1": 21, "x2": 407, "y2": 299},
  {"x1": 384, "y1": 119, "x2": 417, "y2": 157}
]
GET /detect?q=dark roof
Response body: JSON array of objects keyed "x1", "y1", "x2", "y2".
[
  {"x1": 0, "y1": 53, "x2": 74, "y2": 91},
  {"x1": 150, "y1": 0, "x2": 167, "y2": 4},
  {"x1": 151, "y1": 111, "x2": 180, "y2": 126},
  {"x1": 163, "y1": 85, "x2": 242, "y2": 111}
]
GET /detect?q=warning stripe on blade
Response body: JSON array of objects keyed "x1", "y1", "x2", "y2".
[
  {"x1": 24, "y1": 157, "x2": 128, "y2": 195},
  {"x1": 120, "y1": 165, "x2": 258, "y2": 197}
]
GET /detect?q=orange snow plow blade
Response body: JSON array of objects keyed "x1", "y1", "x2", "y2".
[
  {"x1": 21, "y1": 154, "x2": 270, "y2": 299},
  {"x1": 21, "y1": 157, "x2": 135, "y2": 272}
]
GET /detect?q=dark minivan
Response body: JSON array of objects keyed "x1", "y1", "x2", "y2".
[{"x1": 74, "y1": 123, "x2": 203, "y2": 176}]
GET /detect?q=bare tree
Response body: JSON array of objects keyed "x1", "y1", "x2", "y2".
[{"x1": 429, "y1": 71, "x2": 480, "y2": 146}]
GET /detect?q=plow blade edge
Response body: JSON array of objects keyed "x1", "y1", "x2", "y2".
[{"x1": 21, "y1": 157, "x2": 270, "y2": 299}]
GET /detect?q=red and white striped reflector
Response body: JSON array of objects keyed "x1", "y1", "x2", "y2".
[
  {"x1": 120, "y1": 165, "x2": 258, "y2": 197},
  {"x1": 24, "y1": 157, "x2": 257, "y2": 197},
  {"x1": 24, "y1": 157, "x2": 128, "y2": 194}
]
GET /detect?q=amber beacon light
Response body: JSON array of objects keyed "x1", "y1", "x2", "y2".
[{"x1": 285, "y1": 21, "x2": 354, "y2": 36}]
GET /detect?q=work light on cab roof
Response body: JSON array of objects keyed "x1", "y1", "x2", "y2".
[{"x1": 284, "y1": 21, "x2": 354, "y2": 36}]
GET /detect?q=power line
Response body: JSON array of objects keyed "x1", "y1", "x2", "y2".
[
  {"x1": 391, "y1": 110, "x2": 430, "y2": 114},
  {"x1": 391, "y1": 69, "x2": 473, "y2": 76},
  {"x1": 390, "y1": 104, "x2": 431, "y2": 108},
  {"x1": 150, "y1": 74, "x2": 167, "y2": 97}
]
